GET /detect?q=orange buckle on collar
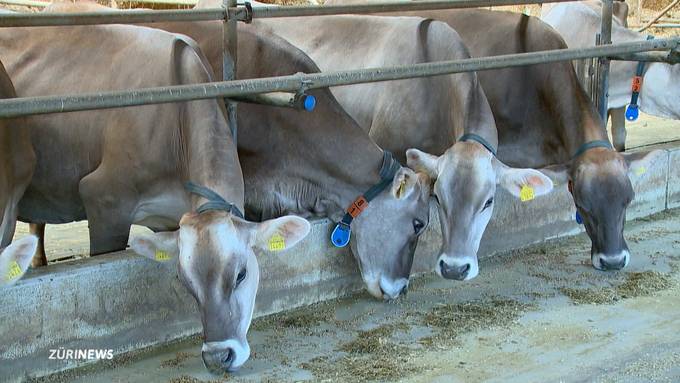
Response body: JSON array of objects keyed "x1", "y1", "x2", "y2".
[
  {"x1": 347, "y1": 196, "x2": 368, "y2": 218},
  {"x1": 631, "y1": 76, "x2": 643, "y2": 93}
]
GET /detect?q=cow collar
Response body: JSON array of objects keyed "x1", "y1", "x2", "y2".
[
  {"x1": 184, "y1": 181, "x2": 244, "y2": 219},
  {"x1": 330, "y1": 151, "x2": 401, "y2": 248},
  {"x1": 625, "y1": 35, "x2": 655, "y2": 122},
  {"x1": 459, "y1": 133, "x2": 497, "y2": 157},
  {"x1": 571, "y1": 140, "x2": 613, "y2": 160}
]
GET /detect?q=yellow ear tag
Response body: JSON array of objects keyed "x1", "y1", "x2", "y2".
[
  {"x1": 154, "y1": 250, "x2": 172, "y2": 262},
  {"x1": 6, "y1": 260, "x2": 22, "y2": 282},
  {"x1": 396, "y1": 179, "x2": 407, "y2": 199},
  {"x1": 520, "y1": 185, "x2": 535, "y2": 202},
  {"x1": 268, "y1": 233, "x2": 286, "y2": 252},
  {"x1": 634, "y1": 166, "x2": 646, "y2": 177}
]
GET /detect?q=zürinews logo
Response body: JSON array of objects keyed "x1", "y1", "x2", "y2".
[{"x1": 48, "y1": 348, "x2": 114, "y2": 361}]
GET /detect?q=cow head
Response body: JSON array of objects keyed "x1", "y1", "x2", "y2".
[
  {"x1": 130, "y1": 211, "x2": 310, "y2": 373},
  {"x1": 407, "y1": 142, "x2": 553, "y2": 281},
  {"x1": 0, "y1": 235, "x2": 38, "y2": 287},
  {"x1": 549, "y1": 149, "x2": 656, "y2": 271},
  {"x1": 349, "y1": 167, "x2": 431, "y2": 300}
]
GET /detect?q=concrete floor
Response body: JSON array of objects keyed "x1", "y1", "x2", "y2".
[{"x1": 34, "y1": 207, "x2": 680, "y2": 383}]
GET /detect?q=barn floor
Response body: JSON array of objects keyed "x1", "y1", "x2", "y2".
[{"x1": 34, "y1": 207, "x2": 680, "y2": 383}]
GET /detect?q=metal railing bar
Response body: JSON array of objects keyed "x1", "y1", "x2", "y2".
[
  {"x1": 0, "y1": 0, "x2": 582, "y2": 27},
  {"x1": 0, "y1": 37, "x2": 676, "y2": 119}
]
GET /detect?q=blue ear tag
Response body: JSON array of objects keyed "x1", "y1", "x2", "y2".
[
  {"x1": 575, "y1": 211, "x2": 583, "y2": 225},
  {"x1": 625, "y1": 104, "x2": 639, "y2": 121},
  {"x1": 331, "y1": 222, "x2": 351, "y2": 248},
  {"x1": 303, "y1": 95, "x2": 316, "y2": 112}
]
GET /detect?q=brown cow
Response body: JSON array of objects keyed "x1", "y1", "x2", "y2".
[
  {"x1": 0, "y1": 22, "x2": 310, "y2": 372},
  {"x1": 0, "y1": 60, "x2": 37, "y2": 287},
  {"x1": 381, "y1": 7, "x2": 650, "y2": 271},
  {"x1": 31, "y1": 1, "x2": 433, "y2": 302}
]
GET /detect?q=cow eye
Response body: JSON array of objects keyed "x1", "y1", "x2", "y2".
[
  {"x1": 482, "y1": 198, "x2": 493, "y2": 211},
  {"x1": 236, "y1": 268, "x2": 247, "y2": 286},
  {"x1": 413, "y1": 219, "x2": 425, "y2": 234}
]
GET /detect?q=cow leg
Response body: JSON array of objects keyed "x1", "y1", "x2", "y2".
[
  {"x1": 610, "y1": 107, "x2": 627, "y2": 152},
  {"x1": 0, "y1": 200, "x2": 18, "y2": 249},
  {"x1": 79, "y1": 169, "x2": 136, "y2": 256},
  {"x1": 30, "y1": 223, "x2": 47, "y2": 267}
]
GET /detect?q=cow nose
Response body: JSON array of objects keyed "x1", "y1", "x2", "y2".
[
  {"x1": 439, "y1": 259, "x2": 470, "y2": 280},
  {"x1": 599, "y1": 256, "x2": 626, "y2": 271},
  {"x1": 379, "y1": 277, "x2": 409, "y2": 300},
  {"x1": 202, "y1": 348, "x2": 235, "y2": 374},
  {"x1": 593, "y1": 250, "x2": 629, "y2": 271}
]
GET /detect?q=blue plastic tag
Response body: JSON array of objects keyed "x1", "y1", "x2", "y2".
[
  {"x1": 303, "y1": 95, "x2": 316, "y2": 112},
  {"x1": 331, "y1": 223, "x2": 351, "y2": 248},
  {"x1": 575, "y1": 211, "x2": 583, "y2": 225},
  {"x1": 625, "y1": 104, "x2": 639, "y2": 121}
]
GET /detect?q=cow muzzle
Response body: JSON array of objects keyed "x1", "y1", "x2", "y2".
[
  {"x1": 592, "y1": 250, "x2": 630, "y2": 271},
  {"x1": 437, "y1": 254, "x2": 479, "y2": 281},
  {"x1": 365, "y1": 275, "x2": 409, "y2": 300},
  {"x1": 202, "y1": 339, "x2": 249, "y2": 374}
]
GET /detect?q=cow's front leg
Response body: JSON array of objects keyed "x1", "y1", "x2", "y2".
[
  {"x1": 79, "y1": 169, "x2": 137, "y2": 256},
  {"x1": 610, "y1": 107, "x2": 627, "y2": 152},
  {"x1": 30, "y1": 223, "x2": 47, "y2": 267}
]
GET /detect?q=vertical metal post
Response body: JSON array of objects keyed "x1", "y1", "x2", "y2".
[
  {"x1": 597, "y1": 0, "x2": 613, "y2": 124},
  {"x1": 223, "y1": 0, "x2": 238, "y2": 146}
]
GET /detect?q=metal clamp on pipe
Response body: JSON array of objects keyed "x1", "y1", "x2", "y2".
[
  {"x1": 242, "y1": 2, "x2": 253, "y2": 24},
  {"x1": 669, "y1": 46, "x2": 680, "y2": 63},
  {"x1": 228, "y1": 91, "x2": 316, "y2": 111}
]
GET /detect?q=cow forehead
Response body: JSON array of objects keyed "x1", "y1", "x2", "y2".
[
  {"x1": 179, "y1": 216, "x2": 249, "y2": 261},
  {"x1": 437, "y1": 144, "x2": 495, "y2": 193},
  {"x1": 574, "y1": 154, "x2": 633, "y2": 205},
  {"x1": 575, "y1": 152, "x2": 628, "y2": 184}
]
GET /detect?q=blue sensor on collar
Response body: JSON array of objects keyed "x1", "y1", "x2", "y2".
[
  {"x1": 575, "y1": 211, "x2": 583, "y2": 225},
  {"x1": 303, "y1": 95, "x2": 316, "y2": 112},
  {"x1": 331, "y1": 222, "x2": 351, "y2": 248},
  {"x1": 625, "y1": 104, "x2": 639, "y2": 121}
]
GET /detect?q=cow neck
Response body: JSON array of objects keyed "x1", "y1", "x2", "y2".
[
  {"x1": 558, "y1": 85, "x2": 609, "y2": 159},
  {"x1": 181, "y1": 99, "x2": 245, "y2": 214},
  {"x1": 264, "y1": 92, "x2": 387, "y2": 219},
  {"x1": 460, "y1": 86, "x2": 499, "y2": 154}
]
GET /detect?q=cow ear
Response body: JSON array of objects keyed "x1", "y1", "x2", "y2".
[
  {"x1": 495, "y1": 159, "x2": 554, "y2": 199},
  {"x1": 622, "y1": 149, "x2": 662, "y2": 179},
  {"x1": 390, "y1": 167, "x2": 422, "y2": 200},
  {"x1": 406, "y1": 148, "x2": 440, "y2": 180},
  {"x1": 0, "y1": 236, "x2": 38, "y2": 287},
  {"x1": 251, "y1": 215, "x2": 311, "y2": 253},
  {"x1": 129, "y1": 231, "x2": 179, "y2": 263}
]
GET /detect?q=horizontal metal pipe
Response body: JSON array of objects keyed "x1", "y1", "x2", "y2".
[
  {"x1": 0, "y1": 0, "x2": 578, "y2": 27},
  {"x1": 0, "y1": 0, "x2": 49, "y2": 7},
  {"x1": 0, "y1": 8, "x2": 226, "y2": 27},
  {"x1": 0, "y1": 37, "x2": 677, "y2": 118},
  {"x1": 609, "y1": 51, "x2": 680, "y2": 64},
  {"x1": 231, "y1": 0, "x2": 576, "y2": 20},
  {"x1": 645, "y1": 23, "x2": 680, "y2": 28}
]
